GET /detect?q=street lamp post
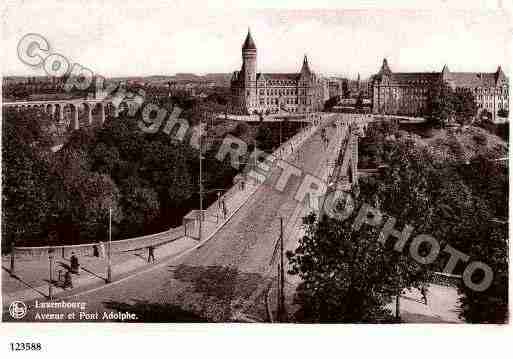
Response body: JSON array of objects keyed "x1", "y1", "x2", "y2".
[
  {"x1": 107, "y1": 206, "x2": 112, "y2": 283},
  {"x1": 199, "y1": 114, "x2": 204, "y2": 242},
  {"x1": 10, "y1": 232, "x2": 18, "y2": 277},
  {"x1": 48, "y1": 247, "x2": 54, "y2": 299},
  {"x1": 216, "y1": 191, "x2": 221, "y2": 223},
  {"x1": 10, "y1": 240, "x2": 15, "y2": 277},
  {"x1": 279, "y1": 217, "x2": 285, "y2": 322}
]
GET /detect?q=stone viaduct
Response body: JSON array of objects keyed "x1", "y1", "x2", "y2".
[{"x1": 2, "y1": 98, "x2": 140, "y2": 130}]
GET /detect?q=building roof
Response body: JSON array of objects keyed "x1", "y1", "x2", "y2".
[
  {"x1": 242, "y1": 29, "x2": 256, "y2": 50},
  {"x1": 373, "y1": 59, "x2": 509, "y2": 88},
  {"x1": 257, "y1": 73, "x2": 299, "y2": 81},
  {"x1": 390, "y1": 72, "x2": 441, "y2": 85},
  {"x1": 300, "y1": 55, "x2": 312, "y2": 75},
  {"x1": 444, "y1": 72, "x2": 499, "y2": 88}
]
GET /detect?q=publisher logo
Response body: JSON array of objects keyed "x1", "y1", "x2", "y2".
[{"x1": 9, "y1": 301, "x2": 27, "y2": 319}]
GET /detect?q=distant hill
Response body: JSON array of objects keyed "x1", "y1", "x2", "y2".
[
  {"x1": 147, "y1": 73, "x2": 232, "y2": 86},
  {"x1": 203, "y1": 73, "x2": 232, "y2": 82},
  {"x1": 4, "y1": 73, "x2": 233, "y2": 88},
  {"x1": 173, "y1": 73, "x2": 202, "y2": 81}
]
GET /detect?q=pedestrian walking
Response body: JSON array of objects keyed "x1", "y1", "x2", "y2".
[
  {"x1": 420, "y1": 285, "x2": 428, "y2": 305},
  {"x1": 148, "y1": 246, "x2": 156, "y2": 263},
  {"x1": 63, "y1": 270, "x2": 73, "y2": 289},
  {"x1": 70, "y1": 252, "x2": 80, "y2": 275},
  {"x1": 222, "y1": 196, "x2": 228, "y2": 219},
  {"x1": 98, "y1": 241, "x2": 105, "y2": 259},
  {"x1": 217, "y1": 192, "x2": 222, "y2": 222}
]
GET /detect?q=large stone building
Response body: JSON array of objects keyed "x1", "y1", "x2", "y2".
[
  {"x1": 371, "y1": 59, "x2": 509, "y2": 120},
  {"x1": 230, "y1": 30, "x2": 328, "y2": 115}
]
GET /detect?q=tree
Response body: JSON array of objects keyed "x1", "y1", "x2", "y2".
[
  {"x1": 255, "y1": 125, "x2": 273, "y2": 152},
  {"x1": 355, "y1": 92, "x2": 363, "y2": 110},
  {"x1": 118, "y1": 177, "x2": 160, "y2": 237},
  {"x1": 357, "y1": 133, "x2": 508, "y2": 323},
  {"x1": 341, "y1": 80, "x2": 350, "y2": 98},
  {"x1": 323, "y1": 96, "x2": 339, "y2": 111},
  {"x1": 2, "y1": 109, "x2": 57, "y2": 250},
  {"x1": 51, "y1": 145, "x2": 122, "y2": 244},
  {"x1": 426, "y1": 83, "x2": 455, "y2": 128},
  {"x1": 453, "y1": 89, "x2": 478, "y2": 126},
  {"x1": 426, "y1": 82, "x2": 477, "y2": 127},
  {"x1": 287, "y1": 207, "x2": 423, "y2": 323},
  {"x1": 457, "y1": 222, "x2": 508, "y2": 323}
]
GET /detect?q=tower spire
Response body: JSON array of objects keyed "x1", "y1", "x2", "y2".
[
  {"x1": 300, "y1": 54, "x2": 311, "y2": 75},
  {"x1": 242, "y1": 28, "x2": 256, "y2": 50},
  {"x1": 380, "y1": 58, "x2": 391, "y2": 75},
  {"x1": 495, "y1": 65, "x2": 506, "y2": 83}
]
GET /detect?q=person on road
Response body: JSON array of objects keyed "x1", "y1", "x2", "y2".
[
  {"x1": 98, "y1": 241, "x2": 105, "y2": 259},
  {"x1": 63, "y1": 270, "x2": 73, "y2": 289},
  {"x1": 222, "y1": 196, "x2": 228, "y2": 219},
  {"x1": 148, "y1": 246, "x2": 156, "y2": 263},
  {"x1": 70, "y1": 252, "x2": 80, "y2": 275},
  {"x1": 217, "y1": 192, "x2": 222, "y2": 221},
  {"x1": 420, "y1": 284, "x2": 428, "y2": 305}
]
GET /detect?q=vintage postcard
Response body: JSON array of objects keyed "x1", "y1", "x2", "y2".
[{"x1": 1, "y1": 0, "x2": 510, "y2": 342}]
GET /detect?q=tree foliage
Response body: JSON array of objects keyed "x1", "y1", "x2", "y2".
[
  {"x1": 1, "y1": 95, "x2": 246, "y2": 248},
  {"x1": 426, "y1": 83, "x2": 478, "y2": 127},
  {"x1": 289, "y1": 127, "x2": 508, "y2": 323},
  {"x1": 288, "y1": 209, "x2": 423, "y2": 323},
  {"x1": 458, "y1": 222, "x2": 508, "y2": 323},
  {"x1": 361, "y1": 134, "x2": 508, "y2": 323},
  {"x1": 2, "y1": 109, "x2": 56, "y2": 249},
  {"x1": 323, "y1": 96, "x2": 339, "y2": 111}
]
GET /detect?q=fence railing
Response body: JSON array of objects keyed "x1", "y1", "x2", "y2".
[
  {"x1": 12, "y1": 226, "x2": 186, "y2": 259},
  {"x1": 427, "y1": 271, "x2": 462, "y2": 288}
]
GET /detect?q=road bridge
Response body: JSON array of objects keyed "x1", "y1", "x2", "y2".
[{"x1": 3, "y1": 113, "x2": 369, "y2": 322}]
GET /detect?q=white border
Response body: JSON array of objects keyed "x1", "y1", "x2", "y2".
[{"x1": 1, "y1": 1, "x2": 512, "y2": 358}]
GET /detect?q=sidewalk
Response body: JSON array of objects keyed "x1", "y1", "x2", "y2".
[
  {"x1": 281, "y1": 119, "x2": 348, "y2": 294},
  {"x1": 240, "y1": 116, "x2": 347, "y2": 320},
  {"x1": 2, "y1": 123, "x2": 319, "y2": 307},
  {"x1": 386, "y1": 285, "x2": 464, "y2": 323},
  {"x1": 2, "y1": 178, "x2": 258, "y2": 305},
  {"x1": 2, "y1": 237, "x2": 195, "y2": 304}
]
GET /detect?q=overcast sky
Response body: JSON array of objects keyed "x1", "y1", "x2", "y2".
[{"x1": 1, "y1": 0, "x2": 511, "y2": 79}]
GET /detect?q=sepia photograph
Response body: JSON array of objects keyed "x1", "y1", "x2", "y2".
[{"x1": 0, "y1": 0, "x2": 511, "y2": 356}]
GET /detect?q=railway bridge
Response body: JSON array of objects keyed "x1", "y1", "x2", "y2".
[{"x1": 2, "y1": 95, "x2": 144, "y2": 130}]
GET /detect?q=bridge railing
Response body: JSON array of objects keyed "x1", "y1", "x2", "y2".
[{"x1": 11, "y1": 225, "x2": 186, "y2": 259}]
